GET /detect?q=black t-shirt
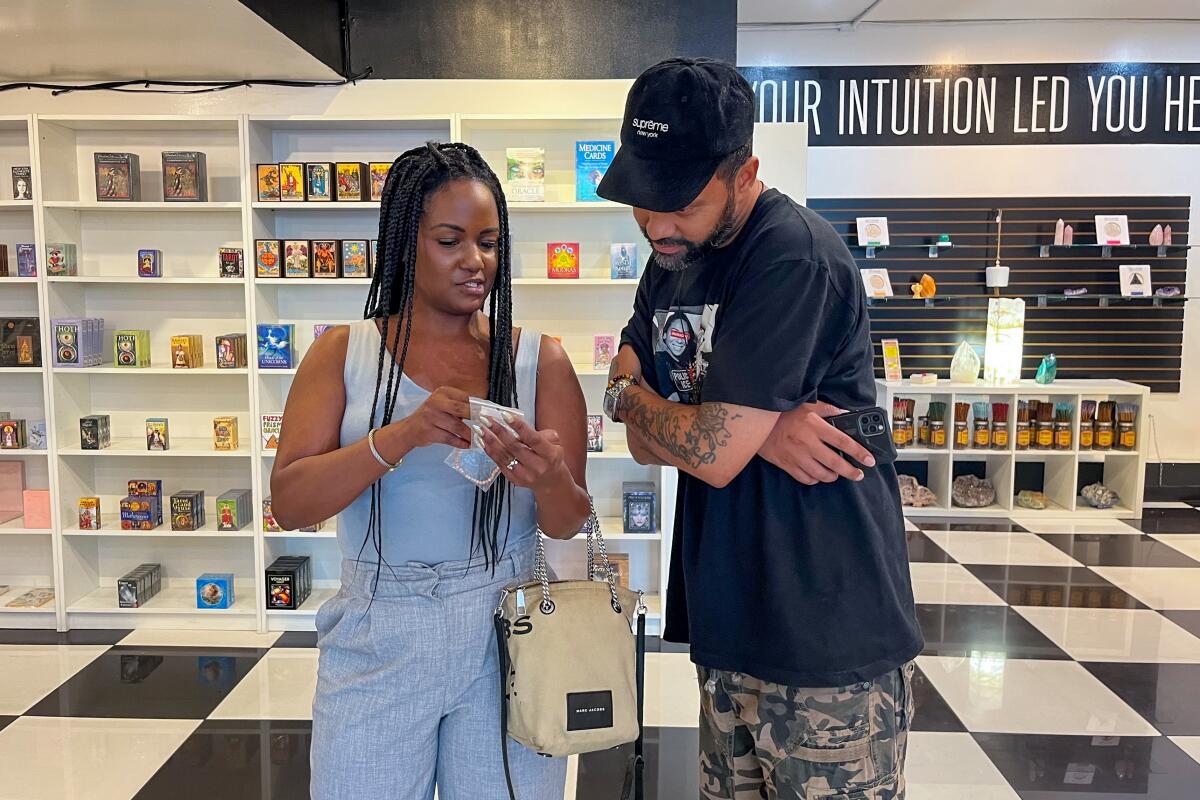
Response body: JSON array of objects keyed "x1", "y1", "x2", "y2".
[{"x1": 620, "y1": 188, "x2": 923, "y2": 687}]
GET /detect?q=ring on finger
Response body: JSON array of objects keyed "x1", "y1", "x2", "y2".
[{"x1": 505, "y1": 458, "x2": 519, "y2": 471}]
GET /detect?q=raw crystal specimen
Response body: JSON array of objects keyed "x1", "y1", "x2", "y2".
[
  {"x1": 953, "y1": 475, "x2": 996, "y2": 508},
  {"x1": 1081, "y1": 483, "x2": 1120, "y2": 509},
  {"x1": 1016, "y1": 490, "x2": 1049, "y2": 510},
  {"x1": 950, "y1": 340, "x2": 981, "y2": 384},
  {"x1": 1064, "y1": 287, "x2": 1088, "y2": 297},
  {"x1": 1035, "y1": 353, "x2": 1057, "y2": 384},
  {"x1": 1149, "y1": 224, "x2": 1165, "y2": 246},
  {"x1": 898, "y1": 474, "x2": 938, "y2": 508},
  {"x1": 1155, "y1": 286, "x2": 1181, "y2": 298},
  {"x1": 910, "y1": 273, "x2": 937, "y2": 299}
]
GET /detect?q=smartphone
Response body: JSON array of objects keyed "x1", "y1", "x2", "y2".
[{"x1": 827, "y1": 406, "x2": 897, "y2": 469}]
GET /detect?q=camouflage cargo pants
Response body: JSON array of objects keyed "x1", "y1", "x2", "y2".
[{"x1": 697, "y1": 662, "x2": 915, "y2": 799}]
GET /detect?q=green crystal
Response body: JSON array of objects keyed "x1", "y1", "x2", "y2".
[{"x1": 1035, "y1": 353, "x2": 1057, "y2": 384}]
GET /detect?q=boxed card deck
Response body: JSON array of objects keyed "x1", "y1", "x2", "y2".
[
  {"x1": 0, "y1": 245, "x2": 7, "y2": 277},
  {"x1": 215, "y1": 333, "x2": 247, "y2": 369},
  {"x1": 216, "y1": 489, "x2": 251, "y2": 531},
  {"x1": 46, "y1": 243, "x2": 77, "y2": 276},
  {"x1": 506, "y1": 147, "x2": 545, "y2": 202},
  {"x1": 0, "y1": 318, "x2": 40, "y2": 367},
  {"x1": 311, "y1": 240, "x2": 339, "y2": 278},
  {"x1": 266, "y1": 555, "x2": 312, "y2": 610},
  {"x1": 255, "y1": 239, "x2": 282, "y2": 278},
  {"x1": 78, "y1": 496, "x2": 102, "y2": 530},
  {"x1": 212, "y1": 416, "x2": 239, "y2": 451},
  {"x1": 279, "y1": 163, "x2": 305, "y2": 201},
  {"x1": 256, "y1": 164, "x2": 280, "y2": 201},
  {"x1": 27, "y1": 421, "x2": 46, "y2": 450},
  {"x1": 114, "y1": 330, "x2": 151, "y2": 368},
  {"x1": 369, "y1": 162, "x2": 390, "y2": 201},
  {"x1": 128, "y1": 479, "x2": 165, "y2": 526},
  {"x1": 218, "y1": 247, "x2": 244, "y2": 278},
  {"x1": 0, "y1": 420, "x2": 26, "y2": 449},
  {"x1": 587, "y1": 415, "x2": 604, "y2": 452},
  {"x1": 16, "y1": 243, "x2": 36, "y2": 277},
  {"x1": 171, "y1": 490, "x2": 205, "y2": 531},
  {"x1": 622, "y1": 481, "x2": 657, "y2": 533},
  {"x1": 593, "y1": 335, "x2": 615, "y2": 370},
  {"x1": 94, "y1": 153, "x2": 141, "y2": 201},
  {"x1": 170, "y1": 334, "x2": 204, "y2": 368},
  {"x1": 262, "y1": 496, "x2": 282, "y2": 532},
  {"x1": 257, "y1": 324, "x2": 294, "y2": 369},
  {"x1": 197, "y1": 573, "x2": 234, "y2": 609},
  {"x1": 340, "y1": 240, "x2": 369, "y2": 278},
  {"x1": 79, "y1": 414, "x2": 110, "y2": 450},
  {"x1": 118, "y1": 563, "x2": 161, "y2": 608},
  {"x1": 137, "y1": 249, "x2": 161, "y2": 278},
  {"x1": 335, "y1": 162, "x2": 367, "y2": 201},
  {"x1": 610, "y1": 243, "x2": 638, "y2": 280},
  {"x1": 11, "y1": 166, "x2": 31, "y2": 201},
  {"x1": 284, "y1": 240, "x2": 311, "y2": 278},
  {"x1": 6, "y1": 588, "x2": 53, "y2": 608},
  {"x1": 145, "y1": 418, "x2": 170, "y2": 451},
  {"x1": 575, "y1": 140, "x2": 614, "y2": 202},
  {"x1": 162, "y1": 151, "x2": 207, "y2": 201},
  {"x1": 305, "y1": 163, "x2": 333, "y2": 201},
  {"x1": 261, "y1": 414, "x2": 282, "y2": 450},
  {"x1": 120, "y1": 495, "x2": 162, "y2": 530},
  {"x1": 547, "y1": 243, "x2": 580, "y2": 279}
]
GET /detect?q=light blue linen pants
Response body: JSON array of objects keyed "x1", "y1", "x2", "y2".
[{"x1": 311, "y1": 549, "x2": 567, "y2": 799}]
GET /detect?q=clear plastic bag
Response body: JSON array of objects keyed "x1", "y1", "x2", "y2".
[{"x1": 443, "y1": 398, "x2": 525, "y2": 491}]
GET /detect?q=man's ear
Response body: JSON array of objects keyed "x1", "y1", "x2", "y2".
[{"x1": 738, "y1": 155, "x2": 760, "y2": 192}]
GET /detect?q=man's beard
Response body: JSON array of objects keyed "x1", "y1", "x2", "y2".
[{"x1": 642, "y1": 187, "x2": 739, "y2": 273}]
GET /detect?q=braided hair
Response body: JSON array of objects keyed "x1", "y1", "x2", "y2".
[{"x1": 361, "y1": 141, "x2": 517, "y2": 575}]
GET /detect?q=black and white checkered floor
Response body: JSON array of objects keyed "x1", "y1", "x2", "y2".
[{"x1": 3, "y1": 504, "x2": 1200, "y2": 799}]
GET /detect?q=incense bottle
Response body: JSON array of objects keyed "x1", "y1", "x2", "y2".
[
  {"x1": 1015, "y1": 401, "x2": 1031, "y2": 450},
  {"x1": 991, "y1": 403, "x2": 1010, "y2": 449},
  {"x1": 1053, "y1": 403, "x2": 1073, "y2": 450},
  {"x1": 1078, "y1": 401, "x2": 1096, "y2": 450}
]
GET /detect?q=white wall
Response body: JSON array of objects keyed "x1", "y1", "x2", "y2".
[{"x1": 740, "y1": 20, "x2": 1200, "y2": 461}]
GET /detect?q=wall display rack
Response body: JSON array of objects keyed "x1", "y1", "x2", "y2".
[{"x1": 0, "y1": 113, "x2": 674, "y2": 634}]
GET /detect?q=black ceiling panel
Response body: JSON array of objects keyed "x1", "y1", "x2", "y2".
[{"x1": 240, "y1": 0, "x2": 736, "y2": 79}]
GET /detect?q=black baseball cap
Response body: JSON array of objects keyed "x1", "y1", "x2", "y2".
[{"x1": 597, "y1": 58, "x2": 754, "y2": 213}]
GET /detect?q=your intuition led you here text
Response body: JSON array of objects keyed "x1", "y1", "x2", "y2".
[{"x1": 751, "y1": 74, "x2": 1200, "y2": 137}]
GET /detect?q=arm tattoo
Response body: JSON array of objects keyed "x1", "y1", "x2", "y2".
[{"x1": 621, "y1": 391, "x2": 740, "y2": 469}]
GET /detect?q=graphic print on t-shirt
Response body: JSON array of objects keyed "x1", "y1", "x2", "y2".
[{"x1": 652, "y1": 304, "x2": 717, "y2": 404}]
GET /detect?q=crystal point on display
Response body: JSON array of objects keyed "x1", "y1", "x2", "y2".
[
  {"x1": 1081, "y1": 482, "x2": 1120, "y2": 509},
  {"x1": 1149, "y1": 224, "x2": 1165, "y2": 246},
  {"x1": 1064, "y1": 224, "x2": 1074, "y2": 245},
  {"x1": 1016, "y1": 490, "x2": 1049, "y2": 510},
  {"x1": 949, "y1": 340, "x2": 981, "y2": 384},
  {"x1": 1164, "y1": 224, "x2": 1173, "y2": 246},
  {"x1": 1035, "y1": 353, "x2": 1057, "y2": 384},
  {"x1": 952, "y1": 475, "x2": 996, "y2": 508},
  {"x1": 1053, "y1": 218, "x2": 1065, "y2": 246}
]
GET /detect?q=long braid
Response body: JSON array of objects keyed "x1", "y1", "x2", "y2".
[{"x1": 360, "y1": 142, "x2": 518, "y2": 579}]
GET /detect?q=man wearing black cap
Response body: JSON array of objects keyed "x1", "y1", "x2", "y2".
[{"x1": 600, "y1": 58, "x2": 922, "y2": 799}]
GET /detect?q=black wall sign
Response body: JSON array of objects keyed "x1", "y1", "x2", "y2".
[{"x1": 739, "y1": 63, "x2": 1200, "y2": 146}]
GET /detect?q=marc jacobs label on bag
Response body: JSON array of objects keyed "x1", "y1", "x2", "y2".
[{"x1": 566, "y1": 691, "x2": 614, "y2": 731}]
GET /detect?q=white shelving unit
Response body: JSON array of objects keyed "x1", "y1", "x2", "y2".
[
  {"x1": 876, "y1": 379, "x2": 1150, "y2": 518},
  {"x1": 3, "y1": 111, "x2": 685, "y2": 634}
]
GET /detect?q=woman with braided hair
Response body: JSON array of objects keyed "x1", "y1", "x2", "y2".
[{"x1": 270, "y1": 142, "x2": 589, "y2": 799}]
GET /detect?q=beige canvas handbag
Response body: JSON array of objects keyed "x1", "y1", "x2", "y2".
[{"x1": 494, "y1": 505, "x2": 647, "y2": 799}]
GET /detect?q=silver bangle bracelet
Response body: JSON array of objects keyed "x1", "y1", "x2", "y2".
[{"x1": 367, "y1": 428, "x2": 402, "y2": 472}]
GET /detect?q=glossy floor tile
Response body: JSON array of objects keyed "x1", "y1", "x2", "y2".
[
  {"x1": 0, "y1": 629, "x2": 130, "y2": 646},
  {"x1": 916, "y1": 520, "x2": 1029, "y2": 532},
  {"x1": 1173, "y1": 735, "x2": 1200, "y2": 766},
  {"x1": 906, "y1": 517, "x2": 921, "y2": 532},
  {"x1": 911, "y1": 562, "x2": 1007, "y2": 605},
  {"x1": 1125, "y1": 508, "x2": 1200, "y2": 535},
  {"x1": 209, "y1": 649, "x2": 318, "y2": 721},
  {"x1": 0, "y1": 716, "x2": 199, "y2": 800},
  {"x1": 923, "y1": 529, "x2": 1084, "y2": 567},
  {"x1": 906, "y1": 530, "x2": 956, "y2": 563},
  {"x1": 577, "y1": 727, "x2": 698, "y2": 800},
  {"x1": 1010, "y1": 519, "x2": 1140, "y2": 536},
  {"x1": 916, "y1": 656, "x2": 1159, "y2": 736},
  {"x1": 1162, "y1": 610, "x2": 1200, "y2": 638},
  {"x1": 645, "y1": 652, "x2": 700, "y2": 728},
  {"x1": 1015, "y1": 607, "x2": 1200, "y2": 663},
  {"x1": 0, "y1": 644, "x2": 110, "y2": 715},
  {"x1": 906, "y1": 731, "x2": 1020, "y2": 799},
  {"x1": 1093, "y1": 567, "x2": 1200, "y2": 610},
  {"x1": 25, "y1": 647, "x2": 263, "y2": 719},
  {"x1": 1151, "y1": 533, "x2": 1200, "y2": 562},
  {"x1": 965, "y1": 563, "x2": 1144, "y2": 610},
  {"x1": 911, "y1": 664, "x2": 968, "y2": 732},
  {"x1": 134, "y1": 719, "x2": 312, "y2": 800},
  {"x1": 1039, "y1": 533, "x2": 1200, "y2": 568},
  {"x1": 273, "y1": 631, "x2": 319, "y2": 648},
  {"x1": 973, "y1": 733, "x2": 1200, "y2": 798},
  {"x1": 0, "y1": 717, "x2": 12, "y2": 734},
  {"x1": 918, "y1": 604, "x2": 1069, "y2": 660},
  {"x1": 119, "y1": 629, "x2": 281, "y2": 649},
  {"x1": 1085, "y1": 663, "x2": 1200, "y2": 736}
]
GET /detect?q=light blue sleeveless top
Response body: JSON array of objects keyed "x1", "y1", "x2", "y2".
[{"x1": 336, "y1": 319, "x2": 541, "y2": 566}]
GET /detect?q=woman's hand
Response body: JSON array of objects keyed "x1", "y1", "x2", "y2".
[
  {"x1": 479, "y1": 414, "x2": 569, "y2": 493},
  {"x1": 393, "y1": 386, "x2": 473, "y2": 450}
]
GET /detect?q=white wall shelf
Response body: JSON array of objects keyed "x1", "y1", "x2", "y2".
[
  {"x1": 42, "y1": 201, "x2": 243, "y2": 212},
  {"x1": 47, "y1": 276, "x2": 246, "y2": 285},
  {"x1": 876, "y1": 378, "x2": 1149, "y2": 519}
]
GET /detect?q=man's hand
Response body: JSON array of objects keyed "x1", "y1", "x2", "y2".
[
  {"x1": 609, "y1": 344, "x2": 643, "y2": 382},
  {"x1": 759, "y1": 402, "x2": 877, "y2": 485}
]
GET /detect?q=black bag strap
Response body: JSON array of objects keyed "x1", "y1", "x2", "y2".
[
  {"x1": 495, "y1": 613, "x2": 519, "y2": 800},
  {"x1": 621, "y1": 610, "x2": 647, "y2": 800}
]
